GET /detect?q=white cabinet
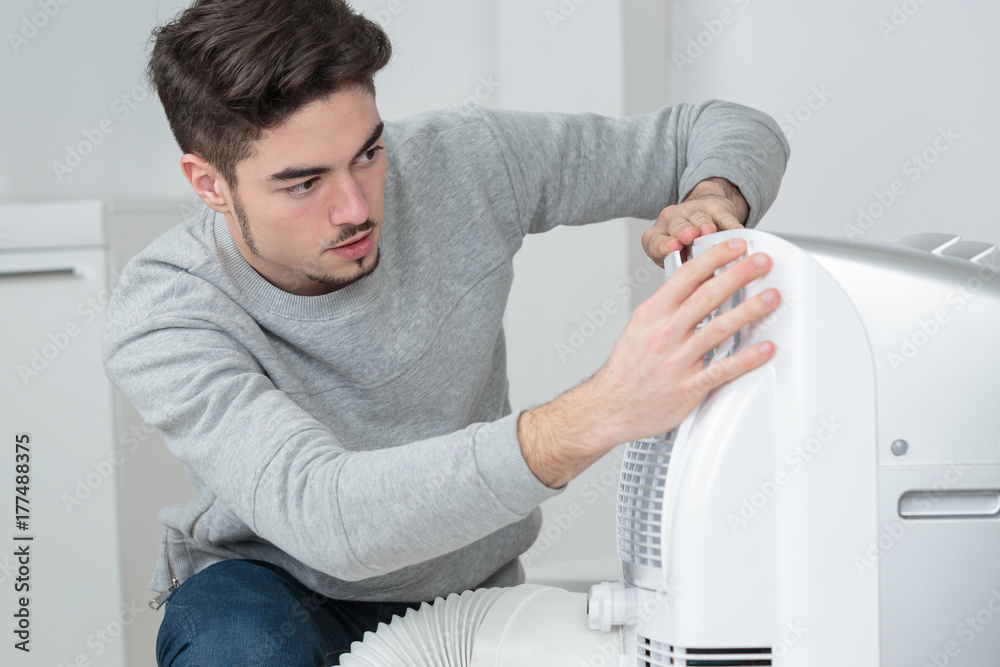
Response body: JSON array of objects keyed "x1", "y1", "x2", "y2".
[{"x1": 0, "y1": 201, "x2": 124, "y2": 666}]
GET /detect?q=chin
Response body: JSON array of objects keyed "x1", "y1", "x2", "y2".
[
  {"x1": 358, "y1": 245, "x2": 381, "y2": 275},
  {"x1": 325, "y1": 247, "x2": 380, "y2": 291}
]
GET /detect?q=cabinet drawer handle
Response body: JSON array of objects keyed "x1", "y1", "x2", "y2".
[{"x1": 0, "y1": 267, "x2": 78, "y2": 280}]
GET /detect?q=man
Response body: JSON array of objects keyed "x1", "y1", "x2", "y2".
[{"x1": 102, "y1": 0, "x2": 789, "y2": 664}]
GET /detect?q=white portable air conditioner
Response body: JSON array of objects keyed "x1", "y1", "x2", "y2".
[{"x1": 344, "y1": 229, "x2": 1000, "y2": 667}]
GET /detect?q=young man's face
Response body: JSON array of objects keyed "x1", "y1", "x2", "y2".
[{"x1": 221, "y1": 87, "x2": 387, "y2": 296}]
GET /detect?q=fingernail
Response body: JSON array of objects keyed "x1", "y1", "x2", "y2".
[
  {"x1": 759, "y1": 341, "x2": 775, "y2": 355},
  {"x1": 727, "y1": 238, "x2": 744, "y2": 250},
  {"x1": 761, "y1": 289, "x2": 778, "y2": 304},
  {"x1": 752, "y1": 253, "x2": 768, "y2": 267}
]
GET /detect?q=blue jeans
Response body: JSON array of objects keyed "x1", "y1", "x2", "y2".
[{"x1": 156, "y1": 559, "x2": 422, "y2": 666}]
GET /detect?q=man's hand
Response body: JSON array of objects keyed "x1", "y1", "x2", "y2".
[
  {"x1": 518, "y1": 238, "x2": 779, "y2": 488},
  {"x1": 642, "y1": 177, "x2": 750, "y2": 268}
]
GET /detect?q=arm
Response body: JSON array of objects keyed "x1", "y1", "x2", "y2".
[
  {"x1": 640, "y1": 100, "x2": 791, "y2": 264},
  {"x1": 475, "y1": 100, "x2": 788, "y2": 487},
  {"x1": 478, "y1": 99, "x2": 788, "y2": 246},
  {"x1": 518, "y1": 237, "x2": 781, "y2": 488},
  {"x1": 103, "y1": 306, "x2": 556, "y2": 581}
]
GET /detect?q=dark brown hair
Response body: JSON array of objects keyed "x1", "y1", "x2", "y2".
[{"x1": 148, "y1": 0, "x2": 391, "y2": 186}]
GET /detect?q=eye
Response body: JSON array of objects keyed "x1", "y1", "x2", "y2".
[
  {"x1": 286, "y1": 177, "x2": 318, "y2": 195},
  {"x1": 356, "y1": 145, "x2": 383, "y2": 165}
]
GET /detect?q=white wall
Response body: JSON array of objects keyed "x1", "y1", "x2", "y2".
[
  {"x1": 2, "y1": 0, "x2": 654, "y2": 663},
  {"x1": 1, "y1": 0, "x2": 192, "y2": 202},
  {"x1": 497, "y1": 0, "x2": 676, "y2": 588},
  {"x1": 666, "y1": 0, "x2": 1000, "y2": 247}
]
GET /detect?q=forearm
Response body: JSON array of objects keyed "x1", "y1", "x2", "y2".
[
  {"x1": 516, "y1": 382, "x2": 619, "y2": 489},
  {"x1": 673, "y1": 100, "x2": 789, "y2": 229},
  {"x1": 517, "y1": 238, "x2": 781, "y2": 490},
  {"x1": 254, "y1": 416, "x2": 554, "y2": 579},
  {"x1": 480, "y1": 100, "x2": 787, "y2": 236}
]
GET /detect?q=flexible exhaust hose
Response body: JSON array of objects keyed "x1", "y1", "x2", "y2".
[{"x1": 341, "y1": 584, "x2": 622, "y2": 667}]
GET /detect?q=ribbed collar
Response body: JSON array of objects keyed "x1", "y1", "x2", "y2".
[{"x1": 212, "y1": 210, "x2": 386, "y2": 321}]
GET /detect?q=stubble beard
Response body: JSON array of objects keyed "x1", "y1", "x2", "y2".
[{"x1": 232, "y1": 189, "x2": 381, "y2": 294}]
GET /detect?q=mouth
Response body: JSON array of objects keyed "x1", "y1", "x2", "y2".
[
  {"x1": 326, "y1": 228, "x2": 375, "y2": 260},
  {"x1": 332, "y1": 229, "x2": 372, "y2": 249}
]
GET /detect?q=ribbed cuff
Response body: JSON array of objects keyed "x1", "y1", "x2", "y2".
[{"x1": 473, "y1": 412, "x2": 563, "y2": 516}]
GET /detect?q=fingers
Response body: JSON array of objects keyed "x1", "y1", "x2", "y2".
[
  {"x1": 651, "y1": 236, "x2": 761, "y2": 307},
  {"x1": 669, "y1": 250, "x2": 772, "y2": 330},
  {"x1": 660, "y1": 198, "x2": 734, "y2": 241},
  {"x1": 714, "y1": 211, "x2": 744, "y2": 232},
  {"x1": 678, "y1": 288, "x2": 781, "y2": 362},
  {"x1": 642, "y1": 197, "x2": 744, "y2": 265},
  {"x1": 686, "y1": 340, "x2": 776, "y2": 397},
  {"x1": 636, "y1": 238, "x2": 745, "y2": 321},
  {"x1": 660, "y1": 206, "x2": 714, "y2": 244},
  {"x1": 683, "y1": 208, "x2": 718, "y2": 239},
  {"x1": 641, "y1": 229, "x2": 677, "y2": 268}
]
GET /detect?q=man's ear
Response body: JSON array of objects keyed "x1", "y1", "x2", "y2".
[{"x1": 180, "y1": 154, "x2": 232, "y2": 215}]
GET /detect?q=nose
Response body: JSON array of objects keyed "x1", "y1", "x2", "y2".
[{"x1": 328, "y1": 174, "x2": 370, "y2": 227}]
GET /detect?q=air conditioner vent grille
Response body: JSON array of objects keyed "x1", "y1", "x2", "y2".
[
  {"x1": 616, "y1": 430, "x2": 676, "y2": 568},
  {"x1": 637, "y1": 635, "x2": 772, "y2": 666}
]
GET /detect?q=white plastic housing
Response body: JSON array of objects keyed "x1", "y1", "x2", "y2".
[{"x1": 617, "y1": 229, "x2": 881, "y2": 665}]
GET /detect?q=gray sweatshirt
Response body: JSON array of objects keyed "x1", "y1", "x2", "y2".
[{"x1": 102, "y1": 100, "x2": 789, "y2": 602}]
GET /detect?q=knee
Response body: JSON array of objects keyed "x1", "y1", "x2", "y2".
[
  {"x1": 168, "y1": 560, "x2": 288, "y2": 608},
  {"x1": 156, "y1": 560, "x2": 321, "y2": 666}
]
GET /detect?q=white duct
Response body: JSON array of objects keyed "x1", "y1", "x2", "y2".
[{"x1": 341, "y1": 584, "x2": 621, "y2": 667}]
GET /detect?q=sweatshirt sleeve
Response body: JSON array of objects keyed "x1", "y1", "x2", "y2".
[
  {"x1": 102, "y1": 283, "x2": 559, "y2": 582},
  {"x1": 476, "y1": 99, "x2": 790, "y2": 236}
]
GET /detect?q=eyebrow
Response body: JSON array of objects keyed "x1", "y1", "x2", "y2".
[{"x1": 267, "y1": 121, "x2": 385, "y2": 183}]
